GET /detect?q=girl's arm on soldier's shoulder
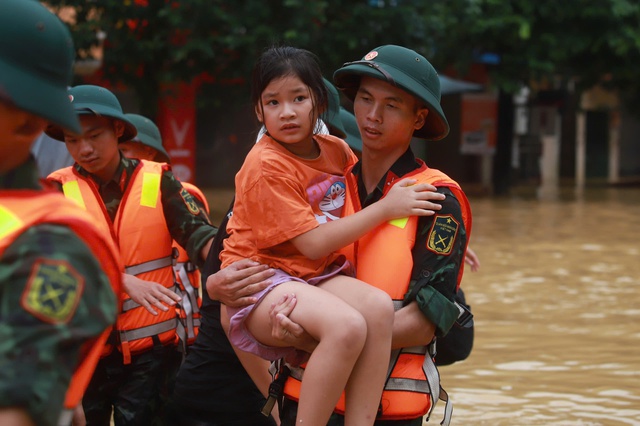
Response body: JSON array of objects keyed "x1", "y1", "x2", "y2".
[{"x1": 291, "y1": 179, "x2": 445, "y2": 259}]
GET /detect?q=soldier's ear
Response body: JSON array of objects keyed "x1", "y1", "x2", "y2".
[
  {"x1": 113, "y1": 120, "x2": 125, "y2": 139},
  {"x1": 414, "y1": 108, "x2": 429, "y2": 131}
]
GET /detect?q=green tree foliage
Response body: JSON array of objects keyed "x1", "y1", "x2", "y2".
[
  {"x1": 46, "y1": 0, "x2": 640, "y2": 112},
  {"x1": 431, "y1": 0, "x2": 640, "y2": 106}
]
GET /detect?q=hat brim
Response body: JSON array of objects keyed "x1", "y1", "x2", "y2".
[
  {"x1": 334, "y1": 64, "x2": 449, "y2": 141},
  {"x1": 339, "y1": 108, "x2": 362, "y2": 153},
  {"x1": 136, "y1": 133, "x2": 170, "y2": 163},
  {"x1": 0, "y1": 57, "x2": 80, "y2": 134},
  {"x1": 46, "y1": 103, "x2": 137, "y2": 143}
]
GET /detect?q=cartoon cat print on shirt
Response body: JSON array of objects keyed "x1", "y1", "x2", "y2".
[{"x1": 315, "y1": 181, "x2": 346, "y2": 223}]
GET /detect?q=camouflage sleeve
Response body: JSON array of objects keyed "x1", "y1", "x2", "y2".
[
  {"x1": 160, "y1": 170, "x2": 217, "y2": 268},
  {"x1": 0, "y1": 224, "x2": 117, "y2": 426},
  {"x1": 408, "y1": 187, "x2": 467, "y2": 337}
]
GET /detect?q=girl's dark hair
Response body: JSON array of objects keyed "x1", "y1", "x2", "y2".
[{"x1": 251, "y1": 45, "x2": 328, "y2": 130}]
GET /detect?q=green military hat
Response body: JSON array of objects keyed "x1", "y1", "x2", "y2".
[
  {"x1": 339, "y1": 107, "x2": 362, "y2": 153},
  {"x1": 124, "y1": 113, "x2": 170, "y2": 163},
  {"x1": 46, "y1": 85, "x2": 137, "y2": 142},
  {"x1": 0, "y1": 0, "x2": 81, "y2": 134},
  {"x1": 333, "y1": 45, "x2": 449, "y2": 141},
  {"x1": 321, "y1": 78, "x2": 346, "y2": 139}
]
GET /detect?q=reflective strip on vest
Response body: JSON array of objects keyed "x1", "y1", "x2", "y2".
[
  {"x1": 119, "y1": 318, "x2": 176, "y2": 342},
  {"x1": 124, "y1": 255, "x2": 174, "y2": 276},
  {"x1": 291, "y1": 300, "x2": 445, "y2": 416},
  {"x1": 61, "y1": 180, "x2": 87, "y2": 210},
  {"x1": 389, "y1": 285, "x2": 451, "y2": 423},
  {"x1": 288, "y1": 340, "x2": 452, "y2": 425},
  {"x1": 140, "y1": 172, "x2": 161, "y2": 208},
  {"x1": 0, "y1": 206, "x2": 22, "y2": 237},
  {"x1": 57, "y1": 408, "x2": 73, "y2": 426},
  {"x1": 121, "y1": 298, "x2": 138, "y2": 312}
]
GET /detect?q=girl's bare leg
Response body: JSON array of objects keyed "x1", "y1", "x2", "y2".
[
  {"x1": 319, "y1": 276, "x2": 394, "y2": 426},
  {"x1": 244, "y1": 282, "x2": 368, "y2": 426}
]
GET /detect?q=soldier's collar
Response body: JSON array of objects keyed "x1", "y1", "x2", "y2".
[
  {"x1": 75, "y1": 154, "x2": 132, "y2": 188},
  {"x1": 354, "y1": 147, "x2": 419, "y2": 205},
  {"x1": 372, "y1": 147, "x2": 420, "y2": 194}
]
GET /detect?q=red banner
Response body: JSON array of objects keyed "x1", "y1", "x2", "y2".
[
  {"x1": 157, "y1": 82, "x2": 196, "y2": 183},
  {"x1": 460, "y1": 93, "x2": 497, "y2": 155}
]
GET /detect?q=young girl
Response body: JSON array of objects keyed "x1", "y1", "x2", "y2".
[{"x1": 220, "y1": 46, "x2": 440, "y2": 426}]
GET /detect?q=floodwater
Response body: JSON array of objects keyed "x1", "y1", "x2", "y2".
[
  {"x1": 205, "y1": 184, "x2": 640, "y2": 426},
  {"x1": 431, "y1": 185, "x2": 640, "y2": 426}
]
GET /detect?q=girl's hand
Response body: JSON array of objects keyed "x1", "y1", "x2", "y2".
[
  {"x1": 378, "y1": 179, "x2": 445, "y2": 220},
  {"x1": 464, "y1": 247, "x2": 481, "y2": 272}
]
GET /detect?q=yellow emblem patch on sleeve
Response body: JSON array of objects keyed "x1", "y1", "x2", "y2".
[
  {"x1": 426, "y1": 214, "x2": 459, "y2": 256},
  {"x1": 21, "y1": 259, "x2": 84, "y2": 324},
  {"x1": 180, "y1": 187, "x2": 201, "y2": 216}
]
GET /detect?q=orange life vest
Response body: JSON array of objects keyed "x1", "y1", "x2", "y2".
[
  {"x1": 48, "y1": 160, "x2": 178, "y2": 364},
  {"x1": 0, "y1": 190, "x2": 123, "y2": 425},
  {"x1": 173, "y1": 181, "x2": 209, "y2": 351},
  {"x1": 284, "y1": 161, "x2": 470, "y2": 422}
]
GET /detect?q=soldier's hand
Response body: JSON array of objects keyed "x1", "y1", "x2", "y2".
[
  {"x1": 206, "y1": 259, "x2": 275, "y2": 308},
  {"x1": 122, "y1": 274, "x2": 181, "y2": 315},
  {"x1": 269, "y1": 293, "x2": 317, "y2": 353}
]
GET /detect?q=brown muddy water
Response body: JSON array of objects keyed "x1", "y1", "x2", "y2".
[
  {"x1": 204, "y1": 185, "x2": 640, "y2": 426},
  {"x1": 431, "y1": 185, "x2": 640, "y2": 426}
]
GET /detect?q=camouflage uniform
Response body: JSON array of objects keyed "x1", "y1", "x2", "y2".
[
  {"x1": 0, "y1": 158, "x2": 118, "y2": 426},
  {"x1": 66, "y1": 155, "x2": 214, "y2": 261},
  {"x1": 281, "y1": 45, "x2": 467, "y2": 426},
  {"x1": 279, "y1": 150, "x2": 467, "y2": 426},
  {"x1": 52, "y1": 155, "x2": 215, "y2": 426},
  {"x1": 0, "y1": 0, "x2": 121, "y2": 423}
]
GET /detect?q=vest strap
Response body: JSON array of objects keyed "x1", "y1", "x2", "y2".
[
  {"x1": 289, "y1": 365, "x2": 303, "y2": 381},
  {"x1": 175, "y1": 262, "x2": 201, "y2": 317},
  {"x1": 119, "y1": 318, "x2": 176, "y2": 342},
  {"x1": 383, "y1": 346, "x2": 429, "y2": 392},
  {"x1": 125, "y1": 255, "x2": 174, "y2": 276},
  {"x1": 288, "y1": 344, "x2": 451, "y2": 424},
  {"x1": 422, "y1": 349, "x2": 452, "y2": 426},
  {"x1": 178, "y1": 260, "x2": 197, "y2": 273},
  {"x1": 438, "y1": 387, "x2": 453, "y2": 426},
  {"x1": 176, "y1": 320, "x2": 187, "y2": 354},
  {"x1": 174, "y1": 263, "x2": 200, "y2": 350}
]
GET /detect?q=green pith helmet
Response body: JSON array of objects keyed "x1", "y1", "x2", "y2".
[
  {"x1": 339, "y1": 107, "x2": 362, "y2": 153},
  {"x1": 124, "y1": 113, "x2": 170, "y2": 163},
  {"x1": 46, "y1": 85, "x2": 137, "y2": 142},
  {"x1": 333, "y1": 45, "x2": 449, "y2": 141},
  {"x1": 321, "y1": 77, "x2": 346, "y2": 138},
  {"x1": 0, "y1": 0, "x2": 81, "y2": 133}
]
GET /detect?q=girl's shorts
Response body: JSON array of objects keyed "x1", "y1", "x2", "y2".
[{"x1": 226, "y1": 258, "x2": 353, "y2": 364}]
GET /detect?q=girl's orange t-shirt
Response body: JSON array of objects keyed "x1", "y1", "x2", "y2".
[{"x1": 221, "y1": 133, "x2": 357, "y2": 281}]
